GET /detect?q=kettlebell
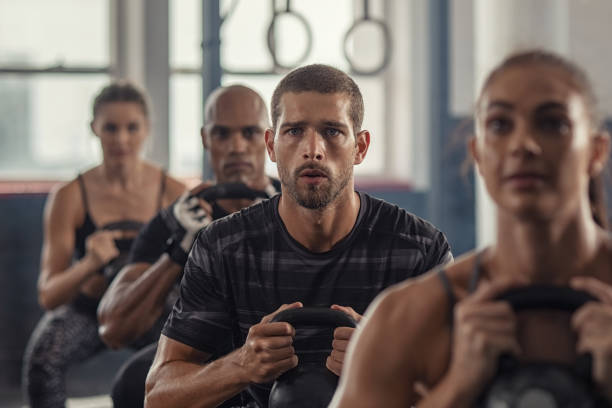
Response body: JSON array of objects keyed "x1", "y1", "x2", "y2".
[
  {"x1": 267, "y1": 307, "x2": 356, "y2": 408},
  {"x1": 478, "y1": 285, "x2": 610, "y2": 408},
  {"x1": 99, "y1": 220, "x2": 144, "y2": 283},
  {"x1": 194, "y1": 182, "x2": 270, "y2": 202}
]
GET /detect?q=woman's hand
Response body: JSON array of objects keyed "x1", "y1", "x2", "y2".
[
  {"x1": 444, "y1": 278, "x2": 523, "y2": 403},
  {"x1": 571, "y1": 277, "x2": 612, "y2": 401},
  {"x1": 85, "y1": 230, "x2": 121, "y2": 270}
]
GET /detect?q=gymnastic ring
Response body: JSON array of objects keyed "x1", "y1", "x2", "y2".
[
  {"x1": 266, "y1": 8, "x2": 313, "y2": 71},
  {"x1": 343, "y1": 17, "x2": 392, "y2": 76}
]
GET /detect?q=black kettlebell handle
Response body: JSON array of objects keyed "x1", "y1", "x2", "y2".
[
  {"x1": 497, "y1": 285, "x2": 597, "y2": 312},
  {"x1": 270, "y1": 307, "x2": 357, "y2": 328},
  {"x1": 192, "y1": 182, "x2": 270, "y2": 202},
  {"x1": 495, "y1": 285, "x2": 597, "y2": 381}
]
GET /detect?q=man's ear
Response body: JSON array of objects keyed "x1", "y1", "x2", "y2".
[
  {"x1": 589, "y1": 130, "x2": 611, "y2": 177},
  {"x1": 265, "y1": 128, "x2": 276, "y2": 162},
  {"x1": 90, "y1": 121, "x2": 98, "y2": 137},
  {"x1": 201, "y1": 126, "x2": 209, "y2": 150},
  {"x1": 353, "y1": 130, "x2": 370, "y2": 165}
]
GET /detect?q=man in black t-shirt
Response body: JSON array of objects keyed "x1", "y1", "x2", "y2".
[
  {"x1": 97, "y1": 85, "x2": 280, "y2": 408},
  {"x1": 145, "y1": 64, "x2": 452, "y2": 408}
]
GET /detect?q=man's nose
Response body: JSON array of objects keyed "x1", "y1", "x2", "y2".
[
  {"x1": 229, "y1": 131, "x2": 248, "y2": 153},
  {"x1": 302, "y1": 129, "x2": 324, "y2": 161}
]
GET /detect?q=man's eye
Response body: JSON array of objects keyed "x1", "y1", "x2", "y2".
[
  {"x1": 287, "y1": 128, "x2": 302, "y2": 136},
  {"x1": 243, "y1": 128, "x2": 257, "y2": 139},
  {"x1": 103, "y1": 124, "x2": 117, "y2": 132},
  {"x1": 128, "y1": 123, "x2": 140, "y2": 132},
  {"x1": 324, "y1": 128, "x2": 340, "y2": 137},
  {"x1": 213, "y1": 130, "x2": 229, "y2": 140},
  {"x1": 486, "y1": 117, "x2": 513, "y2": 135}
]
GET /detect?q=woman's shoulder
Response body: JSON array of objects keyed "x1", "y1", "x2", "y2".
[
  {"x1": 163, "y1": 174, "x2": 187, "y2": 204},
  {"x1": 49, "y1": 172, "x2": 91, "y2": 203},
  {"x1": 373, "y1": 251, "x2": 479, "y2": 328},
  {"x1": 43, "y1": 175, "x2": 89, "y2": 224},
  {"x1": 141, "y1": 161, "x2": 186, "y2": 205}
]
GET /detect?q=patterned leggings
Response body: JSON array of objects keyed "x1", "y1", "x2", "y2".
[{"x1": 22, "y1": 295, "x2": 105, "y2": 408}]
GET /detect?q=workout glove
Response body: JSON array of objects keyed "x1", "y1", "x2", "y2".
[{"x1": 162, "y1": 191, "x2": 212, "y2": 265}]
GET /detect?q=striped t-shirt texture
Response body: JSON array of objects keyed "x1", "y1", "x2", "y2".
[{"x1": 162, "y1": 191, "x2": 452, "y2": 405}]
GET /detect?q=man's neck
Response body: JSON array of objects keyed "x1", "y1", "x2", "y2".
[{"x1": 278, "y1": 187, "x2": 361, "y2": 253}]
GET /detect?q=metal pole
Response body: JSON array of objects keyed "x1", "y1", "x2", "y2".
[{"x1": 201, "y1": 0, "x2": 222, "y2": 180}]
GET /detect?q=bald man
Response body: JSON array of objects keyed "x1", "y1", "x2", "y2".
[{"x1": 97, "y1": 85, "x2": 279, "y2": 408}]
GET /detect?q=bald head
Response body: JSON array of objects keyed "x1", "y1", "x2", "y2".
[
  {"x1": 200, "y1": 85, "x2": 270, "y2": 186},
  {"x1": 204, "y1": 85, "x2": 269, "y2": 127}
]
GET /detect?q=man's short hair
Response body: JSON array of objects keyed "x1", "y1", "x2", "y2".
[{"x1": 271, "y1": 64, "x2": 364, "y2": 134}]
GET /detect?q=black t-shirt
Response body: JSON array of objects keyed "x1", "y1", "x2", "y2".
[{"x1": 162, "y1": 191, "x2": 452, "y2": 406}]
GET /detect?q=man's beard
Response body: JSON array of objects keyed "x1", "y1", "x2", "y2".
[{"x1": 278, "y1": 161, "x2": 353, "y2": 209}]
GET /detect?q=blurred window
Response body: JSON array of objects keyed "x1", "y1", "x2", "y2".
[
  {"x1": 0, "y1": 0, "x2": 110, "y2": 179},
  {"x1": 169, "y1": 0, "x2": 400, "y2": 181}
]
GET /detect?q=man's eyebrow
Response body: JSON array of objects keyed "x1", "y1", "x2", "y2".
[
  {"x1": 322, "y1": 121, "x2": 349, "y2": 129},
  {"x1": 280, "y1": 121, "x2": 308, "y2": 129},
  {"x1": 209, "y1": 125, "x2": 229, "y2": 132}
]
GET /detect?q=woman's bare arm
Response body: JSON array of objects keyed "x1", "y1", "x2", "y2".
[{"x1": 37, "y1": 182, "x2": 111, "y2": 309}]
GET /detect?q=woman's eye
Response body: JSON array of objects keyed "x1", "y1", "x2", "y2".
[
  {"x1": 486, "y1": 117, "x2": 513, "y2": 135},
  {"x1": 537, "y1": 116, "x2": 571, "y2": 135},
  {"x1": 128, "y1": 123, "x2": 140, "y2": 132}
]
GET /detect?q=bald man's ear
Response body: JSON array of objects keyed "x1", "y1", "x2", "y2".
[
  {"x1": 90, "y1": 121, "x2": 98, "y2": 138},
  {"x1": 265, "y1": 128, "x2": 277, "y2": 162},
  {"x1": 201, "y1": 126, "x2": 209, "y2": 150}
]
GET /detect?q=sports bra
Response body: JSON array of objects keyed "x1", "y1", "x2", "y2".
[
  {"x1": 73, "y1": 171, "x2": 166, "y2": 263},
  {"x1": 436, "y1": 250, "x2": 484, "y2": 328}
]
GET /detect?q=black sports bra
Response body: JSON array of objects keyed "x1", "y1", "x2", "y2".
[
  {"x1": 436, "y1": 250, "x2": 484, "y2": 327},
  {"x1": 73, "y1": 172, "x2": 166, "y2": 263}
]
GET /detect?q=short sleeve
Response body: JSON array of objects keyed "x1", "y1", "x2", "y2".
[
  {"x1": 424, "y1": 230, "x2": 453, "y2": 271},
  {"x1": 161, "y1": 232, "x2": 234, "y2": 354}
]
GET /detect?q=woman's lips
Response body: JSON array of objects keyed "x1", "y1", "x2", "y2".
[{"x1": 504, "y1": 173, "x2": 546, "y2": 188}]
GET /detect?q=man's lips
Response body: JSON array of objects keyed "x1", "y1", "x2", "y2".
[
  {"x1": 224, "y1": 162, "x2": 252, "y2": 170},
  {"x1": 110, "y1": 149, "x2": 131, "y2": 156},
  {"x1": 299, "y1": 169, "x2": 328, "y2": 178}
]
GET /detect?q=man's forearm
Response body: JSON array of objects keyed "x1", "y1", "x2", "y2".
[
  {"x1": 98, "y1": 255, "x2": 183, "y2": 347},
  {"x1": 145, "y1": 350, "x2": 250, "y2": 408}
]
